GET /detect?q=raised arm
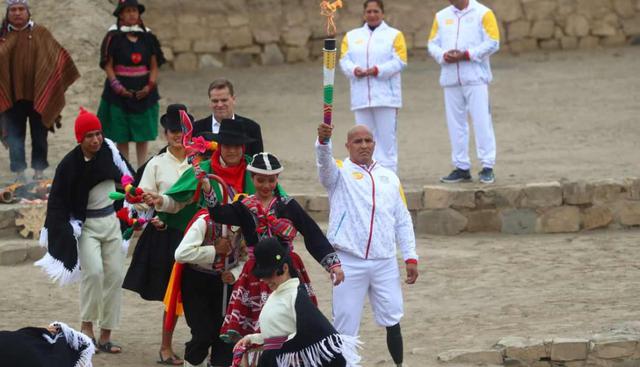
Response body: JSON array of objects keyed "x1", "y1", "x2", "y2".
[{"x1": 315, "y1": 123, "x2": 341, "y2": 192}]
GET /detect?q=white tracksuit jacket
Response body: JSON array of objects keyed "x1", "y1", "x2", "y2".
[
  {"x1": 340, "y1": 21, "x2": 407, "y2": 110},
  {"x1": 315, "y1": 140, "x2": 417, "y2": 262},
  {"x1": 427, "y1": 0, "x2": 500, "y2": 87}
]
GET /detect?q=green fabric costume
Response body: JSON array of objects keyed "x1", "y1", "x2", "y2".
[{"x1": 158, "y1": 155, "x2": 286, "y2": 231}]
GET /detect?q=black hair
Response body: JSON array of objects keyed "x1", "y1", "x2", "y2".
[
  {"x1": 363, "y1": 0, "x2": 384, "y2": 12},
  {"x1": 275, "y1": 255, "x2": 299, "y2": 278},
  {"x1": 1, "y1": 5, "x2": 31, "y2": 38}
]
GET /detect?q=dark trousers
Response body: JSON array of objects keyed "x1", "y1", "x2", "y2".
[
  {"x1": 182, "y1": 266, "x2": 234, "y2": 367},
  {"x1": 5, "y1": 100, "x2": 48, "y2": 173}
]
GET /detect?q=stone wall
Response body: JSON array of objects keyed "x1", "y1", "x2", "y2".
[
  {"x1": 296, "y1": 177, "x2": 640, "y2": 235},
  {"x1": 132, "y1": 0, "x2": 640, "y2": 70},
  {"x1": 436, "y1": 322, "x2": 640, "y2": 367}
]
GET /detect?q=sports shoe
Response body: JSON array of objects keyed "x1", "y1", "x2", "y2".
[
  {"x1": 440, "y1": 168, "x2": 472, "y2": 183},
  {"x1": 478, "y1": 167, "x2": 495, "y2": 184}
]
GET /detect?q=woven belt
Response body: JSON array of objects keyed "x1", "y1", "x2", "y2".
[
  {"x1": 263, "y1": 336, "x2": 288, "y2": 350},
  {"x1": 85, "y1": 205, "x2": 115, "y2": 218}
]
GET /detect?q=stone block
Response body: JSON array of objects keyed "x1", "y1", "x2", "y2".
[
  {"x1": 423, "y1": 186, "x2": 475, "y2": 210},
  {"x1": 284, "y1": 46, "x2": 309, "y2": 63},
  {"x1": 198, "y1": 54, "x2": 223, "y2": 69},
  {"x1": 550, "y1": 338, "x2": 589, "y2": 361},
  {"x1": 0, "y1": 208, "x2": 16, "y2": 229},
  {"x1": 27, "y1": 241, "x2": 46, "y2": 261},
  {"x1": 581, "y1": 206, "x2": 614, "y2": 230},
  {"x1": 624, "y1": 177, "x2": 640, "y2": 200},
  {"x1": 307, "y1": 195, "x2": 329, "y2": 212},
  {"x1": 561, "y1": 36, "x2": 579, "y2": 49},
  {"x1": 0, "y1": 241, "x2": 28, "y2": 265},
  {"x1": 590, "y1": 339, "x2": 638, "y2": 359},
  {"x1": 403, "y1": 190, "x2": 423, "y2": 211},
  {"x1": 522, "y1": 182, "x2": 563, "y2": 208},
  {"x1": 614, "y1": 0, "x2": 637, "y2": 18},
  {"x1": 282, "y1": 26, "x2": 312, "y2": 47},
  {"x1": 531, "y1": 362, "x2": 552, "y2": 367},
  {"x1": 193, "y1": 39, "x2": 222, "y2": 53},
  {"x1": 563, "y1": 181, "x2": 594, "y2": 205},
  {"x1": 161, "y1": 46, "x2": 174, "y2": 62},
  {"x1": 252, "y1": 26, "x2": 280, "y2": 44},
  {"x1": 177, "y1": 23, "x2": 209, "y2": 40},
  {"x1": 259, "y1": 44, "x2": 285, "y2": 65},
  {"x1": 617, "y1": 201, "x2": 640, "y2": 226},
  {"x1": 437, "y1": 349, "x2": 504, "y2": 365},
  {"x1": 285, "y1": 7, "x2": 307, "y2": 26},
  {"x1": 173, "y1": 52, "x2": 198, "y2": 72},
  {"x1": 592, "y1": 16, "x2": 621, "y2": 36},
  {"x1": 510, "y1": 38, "x2": 539, "y2": 53},
  {"x1": 540, "y1": 39, "x2": 561, "y2": 50},
  {"x1": 601, "y1": 34, "x2": 629, "y2": 46},
  {"x1": 224, "y1": 26, "x2": 254, "y2": 49},
  {"x1": 228, "y1": 14, "x2": 250, "y2": 27},
  {"x1": 555, "y1": 26, "x2": 565, "y2": 38},
  {"x1": 496, "y1": 336, "x2": 548, "y2": 362},
  {"x1": 508, "y1": 20, "x2": 531, "y2": 41},
  {"x1": 522, "y1": 0, "x2": 558, "y2": 21},
  {"x1": 538, "y1": 206, "x2": 581, "y2": 233},
  {"x1": 500, "y1": 208, "x2": 537, "y2": 234},
  {"x1": 565, "y1": 14, "x2": 590, "y2": 37},
  {"x1": 592, "y1": 180, "x2": 625, "y2": 204},
  {"x1": 224, "y1": 52, "x2": 253, "y2": 68},
  {"x1": 579, "y1": 36, "x2": 601, "y2": 49},
  {"x1": 464, "y1": 209, "x2": 502, "y2": 232},
  {"x1": 479, "y1": 186, "x2": 524, "y2": 208},
  {"x1": 622, "y1": 15, "x2": 640, "y2": 35},
  {"x1": 531, "y1": 20, "x2": 556, "y2": 39},
  {"x1": 177, "y1": 14, "x2": 201, "y2": 26},
  {"x1": 492, "y1": 0, "x2": 524, "y2": 22},
  {"x1": 172, "y1": 38, "x2": 192, "y2": 53},
  {"x1": 415, "y1": 209, "x2": 468, "y2": 235}
]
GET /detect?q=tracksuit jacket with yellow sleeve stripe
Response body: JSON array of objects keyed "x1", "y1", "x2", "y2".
[
  {"x1": 428, "y1": 0, "x2": 500, "y2": 87},
  {"x1": 339, "y1": 21, "x2": 407, "y2": 110}
]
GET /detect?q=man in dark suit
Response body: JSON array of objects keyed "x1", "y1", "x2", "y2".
[{"x1": 193, "y1": 78, "x2": 264, "y2": 157}]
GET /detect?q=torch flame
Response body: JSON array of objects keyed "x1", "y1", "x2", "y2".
[{"x1": 320, "y1": 0, "x2": 343, "y2": 37}]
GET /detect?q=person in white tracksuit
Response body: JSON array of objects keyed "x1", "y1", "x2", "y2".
[
  {"x1": 428, "y1": 0, "x2": 500, "y2": 184},
  {"x1": 316, "y1": 122, "x2": 419, "y2": 367},
  {"x1": 339, "y1": 0, "x2": 407, "y2": 173}
]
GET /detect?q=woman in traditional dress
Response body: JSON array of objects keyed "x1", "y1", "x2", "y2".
[
  {"x1": 121, "y1": 104, "x2": 193, "y2": 365},
  {"x1": 97, "y1": 0, "x2": 165, "y2": 167},
  {"x1": 232, "y1": 238, "x2": 360, "y2": 367},
  {"x1": 204, "y1": 153, "x2": 345, "y2": 344}
]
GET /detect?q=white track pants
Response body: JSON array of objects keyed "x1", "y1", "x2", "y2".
[
  {"x1": 354, "y1": 107, "x2": 398, "y2": 172},
  {"x1": 443, "y1": 84, "x2": 496, "y2": 170},
  {"x1": 332, "y1": 250, "x2": 404, "y2": 336}
]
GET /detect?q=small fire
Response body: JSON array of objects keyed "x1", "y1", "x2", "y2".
[{"x1": 320, "y1": 0, "x2": 343, "y2": 37}]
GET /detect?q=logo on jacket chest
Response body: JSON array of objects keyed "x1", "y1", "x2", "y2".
[
  {"x1": 352, "y1": 172, "x2": 364, "y2": 180},
  {"x1": 355, "y1": 38, "x2": 365, "y2": 45},
  {"x1": 131, "y1": 52, "x2": 142, "y2": 64},
  {"x1": 445, "y1": 18, "x2": 455, "y2": 25}
]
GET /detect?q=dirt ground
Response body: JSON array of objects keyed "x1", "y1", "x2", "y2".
[
  {"x1": 1, "y1": 47, "x2": 639, "y2": 192},
  {"x1": 1, "y1": 229, "x2": 639, "y2": 366}
]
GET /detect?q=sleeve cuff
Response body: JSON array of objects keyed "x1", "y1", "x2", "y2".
[{"x1": 405, "y1": 258, "x2": 418, "y2": 265}]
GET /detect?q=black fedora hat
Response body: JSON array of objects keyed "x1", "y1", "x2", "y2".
[
  {"x1": 160, "y1": 104, "x2": 193, "y2": 132},
  {"x1": 252, "y1": 237, "x2": 289, "y2": 279},
  {"x1": 213, "y1": 119, "x2": 256, "y2": 146},
  {"x1": 113, "y1": 0, "x2": 145, "y2": 17}
]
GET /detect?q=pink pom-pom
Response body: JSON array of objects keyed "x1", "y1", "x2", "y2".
[{"x1": 121, "y1": 175, "x2": 134, "y2": 187}]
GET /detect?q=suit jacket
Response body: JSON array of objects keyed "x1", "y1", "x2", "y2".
[{"x1": 193, "y1": 114, "x2": 264, "y2": 157}]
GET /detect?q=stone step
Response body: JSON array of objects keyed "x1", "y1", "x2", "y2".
[{"x1": 0, "y1": 238, "x2": 44, "y2": 266}]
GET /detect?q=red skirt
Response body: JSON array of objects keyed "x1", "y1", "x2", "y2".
[{"x1": 219, "y1": 251, "x2": 317, "y2": 343}]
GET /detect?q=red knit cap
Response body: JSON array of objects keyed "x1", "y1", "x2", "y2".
[{"x1": 74, "y1": 107, "x2": 102, "y2": 143}]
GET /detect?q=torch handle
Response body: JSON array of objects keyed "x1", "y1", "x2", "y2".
[{"x1": 322, "y1": 38, "x2": 337, "y2": 143}]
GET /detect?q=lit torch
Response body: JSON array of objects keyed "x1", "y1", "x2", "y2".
[{"x1": 320, "y1": 0, "x2": 343, "y2": 138}]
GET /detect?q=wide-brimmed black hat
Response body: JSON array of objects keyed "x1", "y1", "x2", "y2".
[
  {"x1": 213, "y1": 119, "x2": 256, "y2": 146},
  {"x1": 248, "y1": 152, "x2": 283, "y2": 175},
  {"x1": 252, "y1": 237, "x2": 289, "y2": 279},
  {"x1": 160, "y1": 104, "x2": 193, "y2": 132},
  {"x1": 113, "y1": 0, "x2": 145, "y2": 17}
]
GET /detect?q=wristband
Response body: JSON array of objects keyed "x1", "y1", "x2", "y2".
[
  {"x1": 146, "y1": 80, "x2": 156, "y2": 90},
  {"x1": 110, "y1": 78, "x2": 126, "y2": 95},
  {"x1": 405, "y1": 259, "x2": 418, "y2": 265}
]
